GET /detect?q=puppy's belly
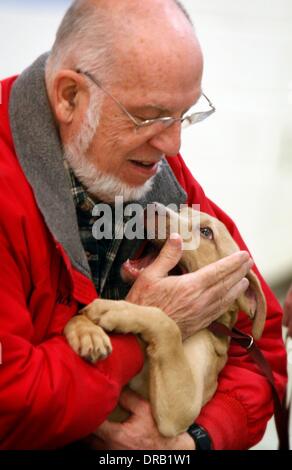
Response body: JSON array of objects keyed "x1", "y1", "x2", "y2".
[
  {"x1": 183, "y1": 330, "x2": 228, "y2": 406},
  {"x1": 108, "y1": 331, "x2": 228, "y2": 426}
]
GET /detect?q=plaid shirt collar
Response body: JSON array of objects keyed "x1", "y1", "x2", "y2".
[
  {"x1": 64, "y1": 161, "x2": 127, "y2": 296},
  {"x1": 66, "y1": 165, "x2": 97, "y2": 212}
]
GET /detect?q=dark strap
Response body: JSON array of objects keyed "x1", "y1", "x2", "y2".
[{"x1": 208, "y1": 322, "x2": 289, "y2": 450}]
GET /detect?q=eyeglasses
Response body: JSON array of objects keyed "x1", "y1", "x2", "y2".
[{"x1": 76, "y1": 69, "x2": 216, "y2": 130}]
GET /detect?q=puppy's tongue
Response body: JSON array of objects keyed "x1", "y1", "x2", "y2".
[
  {"x1": 121, "y1": 260, "x2": 141, "y2": 283},
  {"x1": 121, "y1": 249, "x2": 159, "y2": 283}
]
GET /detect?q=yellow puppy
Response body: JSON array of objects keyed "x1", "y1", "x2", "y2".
[{"x1": 64, "y1": 206, "x2": 266, "y2": 437}]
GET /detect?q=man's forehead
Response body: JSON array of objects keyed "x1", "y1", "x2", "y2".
[
  {"x1": 113, "y1": 52, "x2": 203, "y2": 112},
  {"x1": 102, "y1": 1, "x2": 203, "y2": 105},
  {"x1": 108, "y1": 0, "x2": 201, "y2": 70},
  {"x1": 114, "y1": 41, "x2": 202, "y2": 89}
]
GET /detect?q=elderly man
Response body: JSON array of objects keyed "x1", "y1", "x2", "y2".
[{"x1": 0, "y1": 0, "x2": 286, "y2": 450}]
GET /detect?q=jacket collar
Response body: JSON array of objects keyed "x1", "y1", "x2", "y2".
[{"x1": 9, "y1": 53, "x2": 187, "y2": 279}]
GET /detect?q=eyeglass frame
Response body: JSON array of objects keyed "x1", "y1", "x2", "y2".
[{"x1": 76, "y1": 68, "x2": 216, "y2": 130}]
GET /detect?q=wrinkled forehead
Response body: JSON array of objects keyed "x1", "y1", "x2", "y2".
[{"x1": 110, "y1": 19, "x2": 203, "y2": 106}]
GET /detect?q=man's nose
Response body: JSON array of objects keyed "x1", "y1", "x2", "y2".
[{"x1": 148, "y1": 121, "x2": 182, "y2": 156}]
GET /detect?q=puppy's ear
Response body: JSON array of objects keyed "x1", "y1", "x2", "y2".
[{"x1": 237, "y1": 269, "x2": 267, "y2": 340}]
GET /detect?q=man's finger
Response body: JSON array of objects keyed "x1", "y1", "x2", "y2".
[
  {"x1": 189, "y1": 251, "x2": 251, "y2": 289},
  {"x1": 208, "y1": 277, "x2": 250, "y2": 320},
  {"x1": 143, "y1": 233, "x2": 183, "y2": 279},
  {"x1": 217, "y1": 259, "x2": 254, "y2": 293}
]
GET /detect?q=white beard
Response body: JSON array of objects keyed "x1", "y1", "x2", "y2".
[
  {"x1": 64, "y1": 150, "x2": 160, "y2": 203},
  {"x1": 63, "y1": 95, "x2": 160, "y2": 203}
]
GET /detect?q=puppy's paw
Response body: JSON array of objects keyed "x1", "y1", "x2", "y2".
[
  {"x1": 64, "y1": 316, "x2": 112, "y2": 363},
  {"x1": 98, "y1": 309, "x2": 128, "y2": 334},
  {"x1": 81, "y1": 326, "x2": 113, "y2": 363}
]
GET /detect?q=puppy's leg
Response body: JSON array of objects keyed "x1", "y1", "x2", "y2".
[
  {"x1": 64, "y1": 314, "x2": 112, "y2": 363},
  {"x1": 82, "y1": 299, "x2": 199, "y2": 437}
]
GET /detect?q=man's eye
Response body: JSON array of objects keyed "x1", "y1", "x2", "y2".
[
  {"x1": 135, "y1": 116, "x2": 155, "y2": 122},
  {"x1": 200, "y1": 227, "x2": 214, "y2": 240},
  {"x1": 135, "y1": 118, "x2": 147, "y2": 125}
]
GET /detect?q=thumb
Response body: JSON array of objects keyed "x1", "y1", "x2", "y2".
[{"x1": 144, "y1": 233, "x2": 183, "y2": 279}]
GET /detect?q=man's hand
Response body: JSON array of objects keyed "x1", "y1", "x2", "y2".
[
  {"x1": 126, "y1": 234, "x2": 253, "y2": 339},
  {"x1": 88, "y1": 389, "x2": 195, "y2": 450},
  {"x1": 283, "y1": 284, "x2": 292, "y2": 337}
]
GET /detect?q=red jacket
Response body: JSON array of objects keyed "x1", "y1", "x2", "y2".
[{"x1": 0, "y1": 75, "x2": 287, "y2": 450}]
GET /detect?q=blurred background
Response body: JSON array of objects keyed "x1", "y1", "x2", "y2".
[{"x1": 0, "y1": 0, "x2": 291, "y2": 449}]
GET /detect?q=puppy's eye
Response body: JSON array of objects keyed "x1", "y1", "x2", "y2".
[{"x1": 200, "y1": 227, "x2": 214, "y2": 240}]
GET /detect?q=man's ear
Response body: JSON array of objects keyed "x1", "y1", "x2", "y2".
[
  {"x1": 237, "y1": 269, "x2": 267, "y2": 340},
  {"x1": 51, "y1": 70, "x2": 89, "y2": 125}
]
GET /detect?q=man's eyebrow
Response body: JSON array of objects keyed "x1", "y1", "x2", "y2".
[
  {"x1": 132, "y1": 104, "x2": 172, "y2": 114},
  {"x1": 132, "y1": 92, "x2": 203, "y2": 115}
]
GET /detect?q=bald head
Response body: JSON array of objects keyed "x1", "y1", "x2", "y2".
[{"x1": 46, "y1": 0, "x2": 202, "y2": 89}]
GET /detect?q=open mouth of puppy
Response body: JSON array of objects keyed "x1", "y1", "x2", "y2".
[
  {"x1": 121, "y1": 205, "x2": 188, "y2": 283},
  {"x1": 121, "y1": 241, "x2": 186, "y2": 284}
]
